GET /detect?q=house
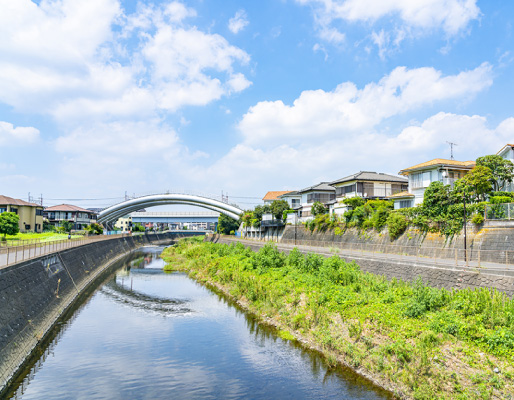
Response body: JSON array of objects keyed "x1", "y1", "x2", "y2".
[
  {"x1": 44, "y1": 204, "x2": 98, "y2": 230},
  {"x1": 278, "y1": 191, "x2": 302, "y2": 208},
  {"x1": 115, "y1": 216, "x2": 132, "y2": 232},
  {"x1": 329, "y1": 171, "x2": 408, "y2": 215},
  {"x1": 391, "y1": 159, "x2": 475, "y2": 209},
  {"x1": 262, "y1": 191, "x2": 295, "y2": 205},
  {"x1": 0, "y1": 195, "x2": 44, "y2": 232},
  {"x1": 296, "y1": 182, "x2": 336, "y2": 219},
  {"x1": 496, "y1": 144, "x2": 514, "y2": 192}
]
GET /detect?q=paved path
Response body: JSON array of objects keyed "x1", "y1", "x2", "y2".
[{"x1": 216, "y1": 237, "x2": 514, "y2": 278}]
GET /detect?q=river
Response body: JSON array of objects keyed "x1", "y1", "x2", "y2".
[{"x1": 5, "y1": 246, "x2": 390, "y2": 400}]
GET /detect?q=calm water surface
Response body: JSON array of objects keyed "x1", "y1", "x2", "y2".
[{"x1": 7, "y1": 246, "x2": 390, "y2": 400}]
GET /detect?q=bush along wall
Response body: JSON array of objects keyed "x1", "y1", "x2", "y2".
[{"x1": 163, "y1": 238, "x2": 514, "y2": 400}]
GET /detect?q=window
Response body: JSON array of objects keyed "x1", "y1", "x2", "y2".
[
  {"x1": 36, "y1": 209, "x2": 43, "y2": 216},
  {"x1": 411, "y1": 173, "x2": 423, "y2": 189},
  {"x1": 10, "y1": 208, "x2": 18, "y2": 214},
  {"x1": 0, "y1": 207, "x2": 6, "y2": 213},
  {"x1": 398, "y1": 200, "x2": 413, "y2": 209}
]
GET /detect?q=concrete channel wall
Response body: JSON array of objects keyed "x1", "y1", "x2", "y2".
[
  {"x1": 0, "y1": 232, "x2": 196, "y2": 393},
  {"x1": 208, "y1": 234, "x2": 514, "y2": 298}
]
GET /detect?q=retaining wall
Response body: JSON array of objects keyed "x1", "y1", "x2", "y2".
[
  {"x1": 208, "y1": 235, "x2": 514, "y2": 297},
  {"x1": 0, "y1": 232, "x2": 197, "y2": 393}
]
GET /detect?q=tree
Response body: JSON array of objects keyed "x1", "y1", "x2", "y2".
[
  {"x1": 342, "y1": 197, "x2": 366, "y2": 209},
  {"x1": 253, "y1": 205, "x2": 270, "y2": 222},
  {"x1": 217, "y1": 213, "x2": 240, "y2": 234},
  {"x1": 269, "y1": 200, "x2": 290, "y2": 220},
  {"x1": 61, "y1": 220, "x2": 74, "y2": 233},
  {"x1": 0, "y1": 212, "x2": 19, "y2": 239},
  {"x1": 455, "y1": 165, "x2": 494, "y2": 201},
  {"x1": 311, "y1": 201, "x2": 327, "y2": 216},
  {"x1": 132, "y1": 224, "x2": 145, "y2": 232},
  {"x1": 422, "y1": 181, "x2": 452, "y2": 218},
  {"x1": 476, "y1": 154, "x2": 514, "y2": 191}
]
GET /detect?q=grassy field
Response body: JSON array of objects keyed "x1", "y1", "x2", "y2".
[{"x1": 162, "y1": 238, "x2": 514, "y2": 399}]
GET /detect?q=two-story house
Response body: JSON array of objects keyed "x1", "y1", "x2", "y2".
[
  {"x1": 44, "y1": 204, "x2": 98, "y2": 230},
  {"x1": 329, "y1": 172, "x2": 408, "y2": 215},
  {"x1": 391, "y1": 159, "x2": 475, "y2": 209},
  {"x1": 296, "y1": 182, "x2": 336, "y2": 219},
  {"x1": 0, "y1": 195, "x2": 44, "y2": 232}
]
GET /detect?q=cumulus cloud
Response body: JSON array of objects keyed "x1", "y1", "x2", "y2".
[
  {"x1": 0, "y1": 121, "x2": 40, "y2": 146},
  {"x1": 0, "y1": 0, "x2": 251, "y2": 122},
  {"x1": 297, "y1": 0, "x2": 480, "y2": 55},
  {"x1": 228, "y1": 9, "x2": 249, "y2": 34},
  {"x1": 238, "y1": 63, "x2": 492, "y2": 146}
]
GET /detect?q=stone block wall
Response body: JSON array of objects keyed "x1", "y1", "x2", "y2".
[{"x1": 0, "y1": 232, "x2": 193, "y2": 393}]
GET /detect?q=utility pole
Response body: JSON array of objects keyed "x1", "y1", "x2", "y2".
[{"x1": 446, "y1": 141, "x2": 458, "y2": 160}]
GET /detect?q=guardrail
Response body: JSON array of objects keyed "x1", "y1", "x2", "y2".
[
  {"x1": 223, "y1": 235, "x2": 514, "y2": 274},
  {"x1": 0, "y1": 233, "x2": 133, "y2": 269},
  {"x1": 0, "y1": 238, "x2": 42, "y2": 248}
]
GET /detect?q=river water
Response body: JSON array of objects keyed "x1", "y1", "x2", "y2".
[{"x1": 6, "y1": 246, "x2": 390, "y2": 400}]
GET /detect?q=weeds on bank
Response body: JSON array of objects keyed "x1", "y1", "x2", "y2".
[{"x1": 162, "y1": 239, "x2": 514, "y2": 399}]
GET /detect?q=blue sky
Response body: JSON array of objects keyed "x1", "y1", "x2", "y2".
[{"x1": 1, "y1": 0, "x2": 514, "y2": 209}]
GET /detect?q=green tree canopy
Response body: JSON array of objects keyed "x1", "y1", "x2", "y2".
[
  {"x1": 269, "y1": 199, "x2": 290, "y2": 220},
  {"x1": 311, "y1": 201, "x2": 327, "y2": 216},
  {"x1": 476, "y1": 154, "x2": 514, "y2": 191},
  {"x1": 422, "y1": 181, "x2": 452, "y2": 218},
  {"x1": 454, "y1": 165, "x2": 494, "y2": 201},
  {"x1": 0, "y1": 212, "x2": 20, "y2": 239},
  {"x1": 217, "y1": 213, "x2": 240, "y2": 234},
  {"x1": 342, "y1": 197, "x2": 366, "y2": 209}
]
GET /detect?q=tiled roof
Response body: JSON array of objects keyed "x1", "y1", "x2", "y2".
[
  {"x1": 0, "y1": 195, "x2": 41, "y2": 207},
  {"x1": 44, "y1": 204, "x2": 96, "y2": 213},
  {"x1": 330, "y1": 171, "x2": 407, "y2": 185},
  {"x1": 389, "y1": 191, "x2": 414, "y2": 198},
  {"x1": 399, "y1": 159, "x2": 475, "y2": 175},
  {"x1": 279, "y1": 190, "x2": 299, "y2": 197},
  {"x1": 297, "y1": 182, "x2": 336, "y2": 194},
  {"x1": 262, "y1": 191, "x2": 294, "y2": 201}
]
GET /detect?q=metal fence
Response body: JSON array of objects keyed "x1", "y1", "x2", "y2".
[
  {"x1": 0, "y1": 238, "x2": 42, "y2": 248},
  {"x1": 0, "y1": 233, "x2": 132, "y2": 269},
  {"x1": 485, "y1": 203, "x2": 514, "y2": 220}
]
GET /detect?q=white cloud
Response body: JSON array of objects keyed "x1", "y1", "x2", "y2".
[
  {"x1": 228, "y1": 9, "x2": 249, "y2": 34},
  {"x1": 297, "y1": 0, "x2": 480, "y2": 55},
  {"x1": 0, "y1": 0, "x2": 251, "y2": 121},
  {"x1": 199, "y1": 112, "x2": 513, "y2": 196},
  {"x1": 0, "y1": 121, "x2": 40, "y2": 146},
  {"x1": 238, "y1": 63, "x2": 492, "y2": 146}
]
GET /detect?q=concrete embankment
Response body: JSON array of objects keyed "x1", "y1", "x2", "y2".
[
  {"x1": 209, "y1": 230, "x2": 514, "y2": 297},
  {"x1": 0, "y1": 232, "x2": 197, "y2": 393}
]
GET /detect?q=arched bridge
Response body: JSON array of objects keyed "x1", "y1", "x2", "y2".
[{"x1": 97, "y1": 193, "x2": 243, "y2": 224}]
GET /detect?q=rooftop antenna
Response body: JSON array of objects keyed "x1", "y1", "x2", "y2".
[{"x1": 446, "y1": 141, "x2": 458, "y2": 160}]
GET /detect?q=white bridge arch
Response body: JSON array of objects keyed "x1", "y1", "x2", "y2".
[{"x1": 98, "y1": 194, "x2": 243, "y2": 224}]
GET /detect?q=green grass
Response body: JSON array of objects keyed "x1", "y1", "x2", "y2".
[{"x1": 162, "y1": 239, "x2": 514, "y2": 399}]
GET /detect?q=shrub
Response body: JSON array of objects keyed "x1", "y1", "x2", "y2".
[
  {"x1": 471, "y1": 213, "x2": 484, "y2": 225},
  {"x1": 311, "y1": 201, "x2": 328, "y2": 216},
  {"x1": 490, "y1": 196, "x2": 512, "y2": 204},
  {"x1": 342, "y1": 197, "x2": 365, "y2": 209},
  {"x1": 387, "y1": 212, "x2": 408, "y2": 240}
]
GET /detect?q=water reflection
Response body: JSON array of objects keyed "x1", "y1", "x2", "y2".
[{"x1": 6, "y1": 246, "x2": 390, "y2": 400}]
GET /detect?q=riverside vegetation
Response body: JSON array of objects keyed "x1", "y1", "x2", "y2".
[{"x1": 162, "y1": 237, "x2": 514, "y2": 399}]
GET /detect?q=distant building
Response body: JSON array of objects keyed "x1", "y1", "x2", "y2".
[
  {"x1": 391, "y1": 159, "x2": 475, "y2": 209},
  {"x1": 262, "y1": 191, "x2": 294, "y2": 205},
  {"x1": 329, "y1": 171, "x2": 408, "y2": 215},
  {"x1": 0, "y1": 195, "x2": 44, "y2": 232},
  {"x1": 44, "y1": 204, "x2": 98, "y2": 230},
  {"x1": 115, "y1": 216, "x2": 132, "y2": 232}
]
